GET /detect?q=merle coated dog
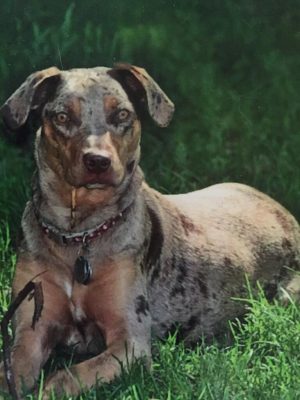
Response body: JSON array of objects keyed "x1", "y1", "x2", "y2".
[{"x1": 0, "y1": 64, "x2": 299, "y2": 397}]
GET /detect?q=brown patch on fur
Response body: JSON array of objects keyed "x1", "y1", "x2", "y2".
[
  {"x1": 127, "y1": 120, "x2": 141, "y2": 153},
  {"x1": 112, "y1": 119, "x2": 141, "y2": 163},
  {"x1": 224, "y1": 257, "x2": 232, "y2": 267},
  {"x1": 83, "y1": 259, "x2": 135, "y2": 346},
  {"x1": 282, "y1": 238, "x2": 292, "y2": 250},
  {"x1": 273, "y1": 209, "x2": 292, "y2": 233},
  {"x1": 75, "y1": 185, "x2": 116, "y2": 208},
  {"x1": 179, "y1": 213, "x2": 201, "y2": 236},
  {"x1": 42, "y1": 120, "x2": 61, "y2": 147},
  {"x1": 66, "y1": 96, "x2": 82, "y2": 126},
  {"x1": 51, "y1": 183, "x2": 116, "y2": 222},
  {"x1": 41, "y1": 120, "x2": 79, "y2": 182},
  {"x1": 103, "y1": 95, "x2": 119, "y2": 113}
]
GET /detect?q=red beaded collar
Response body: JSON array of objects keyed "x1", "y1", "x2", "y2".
[{"x1": 36, "y1": 205, "x2": 131, "y2": 246}]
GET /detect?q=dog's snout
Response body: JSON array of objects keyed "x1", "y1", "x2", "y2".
[{"x1": 83, "y1": 153, "x2": 111, "y2": 173}]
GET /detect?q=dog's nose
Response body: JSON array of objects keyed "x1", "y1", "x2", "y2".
[{"x1": 83, "y1": 153, "x2": 111, "y2": 173}]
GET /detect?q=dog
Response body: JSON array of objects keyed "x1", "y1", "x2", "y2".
[{"x1": 0, "y1": 64, "x2": 300, "y2": 398}]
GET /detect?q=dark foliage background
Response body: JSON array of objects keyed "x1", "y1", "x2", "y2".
[{"x1": 0, "y1": 0, "x2": 299, "y2": 230}]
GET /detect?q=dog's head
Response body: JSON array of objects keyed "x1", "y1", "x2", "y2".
[{"x1": 1, "y1": 65, "x2": 174, "y2": 188}]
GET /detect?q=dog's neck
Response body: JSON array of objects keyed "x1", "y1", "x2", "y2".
[{"x1": 32, "y1": 154, "x2": 143, "y2": 233}]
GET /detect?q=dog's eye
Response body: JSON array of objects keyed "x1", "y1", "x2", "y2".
[
  {"x1": 54, "y1": 112, "x2": 69, "y2": 125},
  {"x1": 107, "y1": 109, "x2": 132, "y2": 127},
  {"x1": 117, "y1": 109, "x2": 130, "y2": 121}
]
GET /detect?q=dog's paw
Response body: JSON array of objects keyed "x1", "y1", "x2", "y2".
[{"x1": 43, "y1": 369, "x2": 81, "y2": 399}]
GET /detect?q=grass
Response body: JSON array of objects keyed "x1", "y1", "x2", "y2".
[
  {"x1": 93, "y1": 294, "x2": 300, "y2": 400},
  {"x1": 66, "y1": 294, "x2": 300, "y2": 400},
  {"x1": 0, "y1": 0, "x2": 300, "y2": 398}
]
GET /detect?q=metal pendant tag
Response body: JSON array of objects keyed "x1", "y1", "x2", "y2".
[{"x1": 74, "y1": 256, "x2": 92, "y2": 285}]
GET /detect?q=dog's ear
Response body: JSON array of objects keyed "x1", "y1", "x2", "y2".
[
  {"x1": 108, "y1": 64, "x2": 175, "y2": 127},
  {"x1": 1, "y1": 67, "x2": 61, "y2": 131}
]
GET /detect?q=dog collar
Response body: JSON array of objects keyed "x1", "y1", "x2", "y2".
[{"x1": 36, "y1": 205, "x2": 131, "y2": 246}]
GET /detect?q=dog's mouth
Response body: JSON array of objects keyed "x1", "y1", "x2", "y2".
[
  {"x1": 83, "y1": 180, "x2": 116, "y2": 189},
  {"x1": 66, "y1": 160, "x2": 136, "y2": 190},
  {"x1": 81, "y1": 174, "x2": 117, "y2": 188},
  {"x1": 78, "y1": 170, "x2": 124, "y2": 189}
]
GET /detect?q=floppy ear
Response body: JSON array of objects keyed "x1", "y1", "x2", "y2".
[
  {"x1": 1, "y1": 67, "x2": 61, "y2": 130},
  {"x1": 108, "y1": 64, "x2": 175, "y2": 127}
]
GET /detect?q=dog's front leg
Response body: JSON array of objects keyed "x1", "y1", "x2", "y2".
[
  {"x1": 0, "y1": 260, "x2": 72, "y2": 395},
  {"x1": 44, "y1": 337, "x2": 151, "y2": 398},
  {"x1": 44, "y1": 260, "x2": 152, "y2": 398}
]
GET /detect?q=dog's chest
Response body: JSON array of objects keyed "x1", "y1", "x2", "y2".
[{"x1": 63, "y1": 258, "x2": 135, "y2": 325}]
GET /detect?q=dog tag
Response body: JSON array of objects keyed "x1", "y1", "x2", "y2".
[{"x1": 74, "y1": 256, "x2": 92, "y2": 285}]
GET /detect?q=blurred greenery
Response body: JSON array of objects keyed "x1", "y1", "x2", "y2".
[
  {"x1": 0, "y1": 0, "x2": 300, "y2": 227},
  {"x1": 0, "y1": 1, "x2": 300, "y2": 398}
]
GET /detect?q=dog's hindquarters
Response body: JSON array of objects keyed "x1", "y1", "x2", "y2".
[{"x1": 143, "y1": 182, "x2": 300, "y2": 342}]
